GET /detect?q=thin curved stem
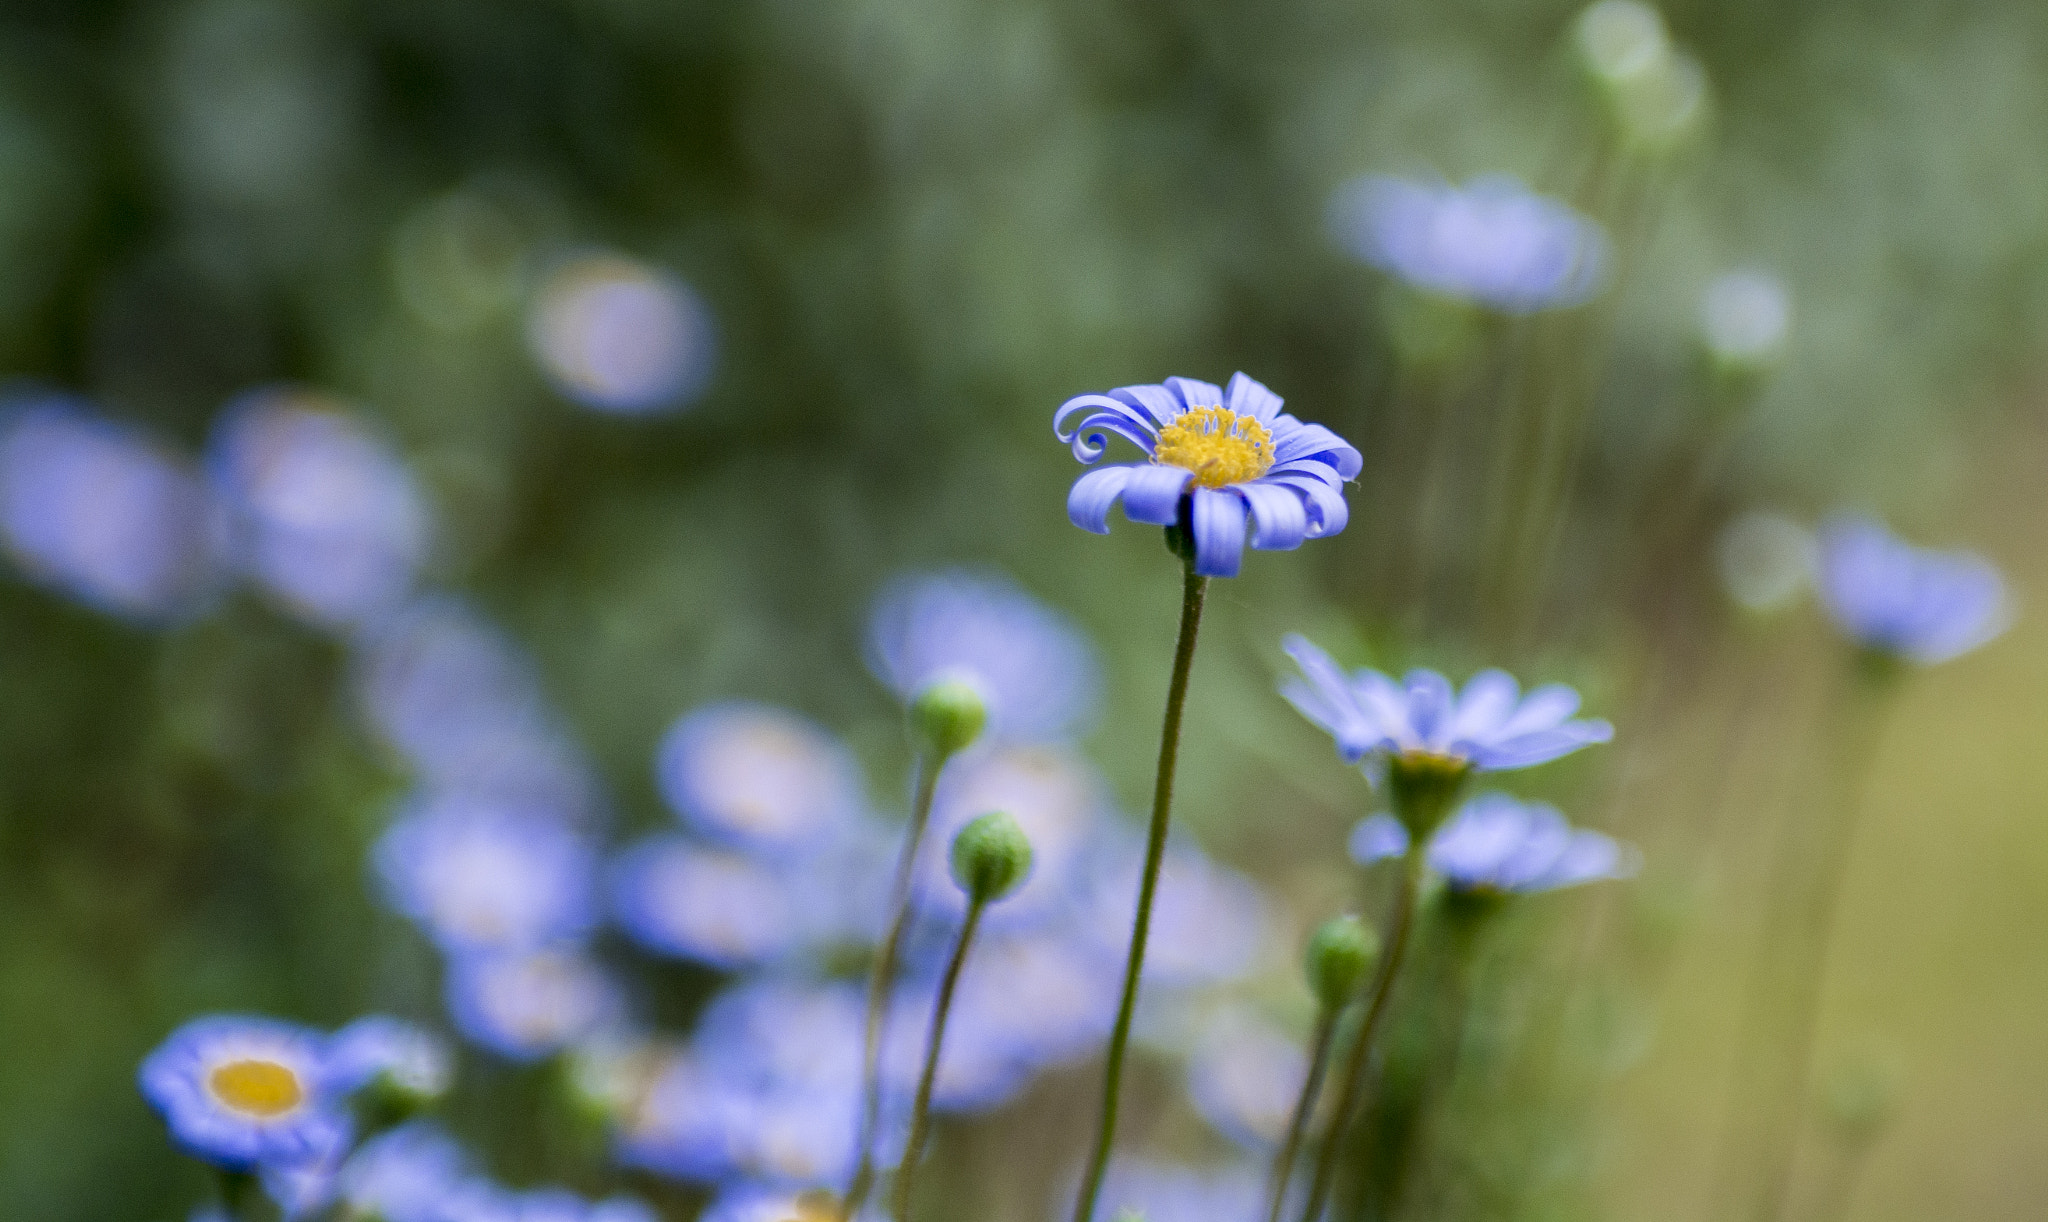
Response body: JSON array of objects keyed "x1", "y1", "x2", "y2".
[
  {"x1": 844, "y1": 751, "x2": 945, "y2": 1221},
  {"x1": 1298, "y1": 846, "x2": 1426, "y2": 1222},
  {"x1": 1070, "y1": 562, "x2": 1208, "y2": 1222},
  {"x1": 891, "y1": 898, "x2": 986, "y2": 1222},
  {"x1": 1265, "y1": 1006, "x2": 1340, "y2": 1222}
]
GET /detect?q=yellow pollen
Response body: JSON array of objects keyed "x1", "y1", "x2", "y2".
[
  {"x1": 1153, "y1": 406, "x2": 1274, "y2": 488},
  {"x1": 208, "y1": 1059, "x2": 304, "y2": 1117}
]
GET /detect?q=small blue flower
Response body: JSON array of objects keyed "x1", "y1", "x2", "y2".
[
  {"x1": 1348, "y1": 813, "x2": 1410, "y2": 865},
  {"x1": 1427, "y1": 793, "x2": 1638, "y2": 894},
  {"x1": 1055, "y1": 373, "x2": 1360, "y2": 578},
  {"x1": 443, "y1": 949, "x2": 625, "y2": 1062},
  {"x1": 1815, "y1": 515, "x2": 2009, "y2": 664},
  {"x1": 1327, "y1": 174, "x2": 1609, "y2": 313},
  {"x1": 373, "y1": 795, "x2": 598, "y2": 954},
  {"x1": 333, "y1": 1122, "x2": 471, "y2": 1222},
  {"x1": 1184, "y1": 1008, "x2": 1307, "y2": 1150},
  {"x1": 326, "y1": 1015, "x2": 452, "y2": 1102},
  {"x1": 866, "y1": 569, "x2": 1100, "y2": 742},
  {"x1": 1281, "y1": 635, "x2": 1613, "y2": 771},
  {"x1": 609, "y1": 834, "x2": 814, "y2": 969},
  {"x1": 138, "y1": 1015, "x2": 351, "y2": 1172},
  {"x1": 1081, "y1": 837, "x2": 1270, "y2": 988},
  {"x1": 701, "y1": 1185, "x2": 878, "y2": 1222},
  {"x1": 655, "y1": 703, "x2": 867, "y2": 857},
  {"x1": 209, "y1": 388, "x2": 431, "y2": 629}
]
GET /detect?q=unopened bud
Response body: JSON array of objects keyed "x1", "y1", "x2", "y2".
[
  {"x1": 910, "y1": 673, "x2": 988, "y2": 758},
  {"x1": 948, "y1": 810, "x2": 1033, "y2": 904},
  {"x1": 1306, "y1": 915, "x2": 1379, "y2": 1010}
]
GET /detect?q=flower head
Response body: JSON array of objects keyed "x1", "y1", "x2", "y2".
[
  {"x1": 1815, "y1": 515, "x2": 2008, "y2": 664},
  {"x1": 609, "y1": 834, "x2": 815, "y2": 969},
  {"x1": 444, "y1": 949, "x2": 624, "y2": 1062},
  {"x1": 1427, "y1": 793, "x2": 1637, "y2": 895},
  {"x1": 374, "y1": 795, "x2": 598, "y2": 954},
  {"x1": 333, "y1": 1122, "x2": 471, "y2": 1222},
  {"x1": 655, "y1": 703, "x2": 866, "y2": 856},
  {"x1": 1328, "y1": 174, "x2": 1609, "y2": 313},
  {"x1": 866, "y1": 569, "x2": 1100, "y2": 743},
  {"x1": 326, "y1": 1015, "x2": 453, "y2": 1106},
  {"x1": 1281, "y1": 635, "x2": 1612, "y2": 773},
  {"x1": 1055, "y1": 373, "x2": 1360, "y2": 578},
  {"x1": 138, "y1": 1015, "x2": 351, "y2": 1171}
]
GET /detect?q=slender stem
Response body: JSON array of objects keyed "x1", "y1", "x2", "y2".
[
  {"x1": 1297, "y1": 846, "x2": 1426, "y2": 1222},
  {"x1": 217, "y1": 1168, "x2": 259, "y2": 1222},
  {"x1": 1070, "y1": 562, "x2": 1208, "y2": 1222},
  {"x1": 1265, "y1": 1007, "x2": 1340, "y2": 1222},
  {"x1": 844, "y1": 751, "x2": 946, "y2": 1221},
  {"x1": 891, "y1": 898, "x2": 987, "y2": 1222}
]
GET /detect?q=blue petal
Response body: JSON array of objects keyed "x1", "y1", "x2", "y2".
[
  {"x1": 1112, "y1": 383, "x2": 1188, "y2": 427},
  {"x1": 1239, "y1": 480, "x2": 1308, "y2": 551},
  {"x1": 1056, "y1": 398, "x2": 1160, "y2": 463},
  {"x1": 1224, "y1": 372, "x2": 1284, "y2": 423},
  {"x1": 1067, "y1": 466, "x2": 1134, "y2": 534},
  {"x1": 1402, "y1": 670, "x2": 1455, "y2": 744},
  {"x1": 1349, "y1": 814, "x2": 1410, "y2": 864},
  {"x1": 1267, "y1": 473, "x2": 1350, "y2": 538},
  {"x1": 1121, "y1": 464, "x2": 1194, "y2": 525},
  {"x1": 1165, "y1": 376, "x2": 1225, "y2": 410},
  {"x1": 1188, "y1": 487, "x2": 1247, "y2": 578},
  {"x1": 1274, "y1": 420, "x2": 1363, "y2": 479},
  {"x1": 1495, "y1": 684, "x2": 1582, "y2": 737},
  {"x1": 1472, "y1": 720, "x2": 1612, "y2": 770}
]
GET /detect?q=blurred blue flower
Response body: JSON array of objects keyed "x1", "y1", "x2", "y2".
[
  {"x1": 1055, "y1": 373, "x2": 1360, "y2": 578},
  {"x1": 1815, "y1": 515, "x2": 2009, "y2": 664},
  {"x1": 1184, "y1": 1008, "x2": 1307, "y2": 1150},
  {"x1": 138, "y1": 1014, "x2": 351, "y2": 1172},
  {"x1": 374, "y1": 794, "x2": 597, "y2": 954},
  {"x1": 656, "y1": 702, "x2": 867, "y2": 856},
  {"x1": 326, "y1": 1014, "x2": 452, "y2": 1102},
  {"x1": 441, "y1": 1182, "x2": 661, "y2": 1222},
  {"x1": 332, "y1": 1121, "x2": 471, "y2": 1222},
  {"x1": 1428, "y1": 793, "x2": 1637, "y2": 894},
  {"x1": 0, "y1": 395, "x2": 226, "y2": 621},
  {"x1": 1348, "y1": 812, "x2": 1410, "y2": 865},
  {"x1": 356, "y1": 598, "x2": 601, "y2": 817},
  {"x1": 209, "y1": 388, "x2": 431, "y2": 629},
  {"x1": 1282, "y1": 636, "x2": 1613, "y2": 771},
  {"x1": 443, "y1": 949, "x2": 625, "y2": 1062},
  {"x1": 701, "y1": 1185, "x2": 875, "y2": 1222},
  {"x1": 527, "y1": 253, "x2": 717, "y2": 416},
  {"x1": 1328, "y1": 174, "x2": 1609, "y2": 313},
  {"x1": 1081, "y1": 838, "x2": 1270, "y2": 988},
  {"x1": 609, "y1": 834, "x2": 814, "y2": 969},
  {"x1": 913, "y1": 745, "x2": 1110, "y2": 932},
  {"x1": 865, "y1": 569, "x2": 1100, "y2": 742},
  {"x1": 1080, "y1": 1158, "x2": 1264, "y2": 1222}
]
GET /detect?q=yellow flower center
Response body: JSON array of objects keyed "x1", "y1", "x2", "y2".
[
  {"x1": 1153, "y1": 406, "x2": 1274, "y2": 488},
  {"x1": 208, "y1": 1058, "x2": 304, "y2": 1118}
]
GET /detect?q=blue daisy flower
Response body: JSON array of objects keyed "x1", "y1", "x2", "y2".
[
  {"x1": 609, "y1": 834, "x2": 815, "y2": 969},
  {"x1": 1055, "y1": 373, "x2": 1360, "y2": 578},
  {"x1": 1815, "y1": 515, "x2": 2009, "y2": 664},
  {"x1": 1327, "y1": 174, "x2": 1609, "y2": 313},
  {"x1": 332, "y1": 1122, "x2": 471, "y2": 1222},
  {"x1": 138, "y1": 1015, "x2": 352, "y2": 1172},
  {"x1": 326, "y1": 1015, "x2": 452, "y2": 1103},
  {"x1": 443, "y1": 949, "x2": 625, "y2": 1062},
  {"x1": 373, "y1": 795, "x2": 598, "y2": 954},
  {"x1": 655, "y1": 703, "x2": 867, "y2": 857},
  {"x1": 865, "y1": 569, "x2": 1100, "y2": 743},
  {"x1": 1281, "y1": 635, "x2": 1612, "y2": 772},
  {"x1": 1427, "y1": 792, "x2": 1638, "y2": 895}
]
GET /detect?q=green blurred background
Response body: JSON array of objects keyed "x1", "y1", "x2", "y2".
[{"x1": 0, "y1": 0, "x2": 2043, "y2": 1218}]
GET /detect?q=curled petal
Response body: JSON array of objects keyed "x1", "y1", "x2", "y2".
[
  {"x1": 1267, "y1": 457, "x2": 1346, "y2": 486},
  {"x1": 1240, "y1": 480, "x2": 1309, "y2": 551},
  {"x1": 1112, "y1": 383, "x2": 1188, "y2": 427},
  {"x1": 1188, "y1": 487, "x2": 1247, "y2": 578},
  {"x1": 1267, "y1": 473, "x2": 1350, "y2": 538},
  {"x1": 1058, "y1": 408, "x2": 1158, "y2": 464},
  {"x1": 1224, "y1": 372, "x2": 1284, "y2": 423},
  {"x1": 1274, "y1": 421, "x2": 1363, "y2": 479},
  {"x1": 1120, "y1": 464, "x2": 1194, "y2": 525},
  {"x1": 1067, "y1": 466, "x2": 1135, "y2": 534},
  {"x1": 1165, "y1": 376, "x2": 1225, "y2": 410}
]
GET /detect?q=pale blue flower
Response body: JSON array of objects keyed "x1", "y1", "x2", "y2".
[
  {"x1": 1055, "y1": 372, "x2": 1360, "y2": 578},
  {"x1": 1282, "y1": 635, "x2": 1612, "y2": 771},
  {"x1": 0, "y1": 394, "x2": 227, "y2": 621},
  {"x1": 1348, "y1": 794, "x2": 1637, "y2": 893},
  {"x1": 527, "y1": 253, "x2": 717, "y2": 416},
  {"x1": 866, "y1": 569, "x2": 1100, "y2": 742},
  {"x1": 138, "y1": 1015, "x2": 351, "y2": 1171},
  {"x1": 1328, "y1": 174, "x2": 1609, "y2": 312},
  {"x1": 1184, "y1": 1008, "x2": 1307, "y2": 1150},
  {"x1": 325, "y1": 1015, "x2": 452, "y2": 1101},
  {"x1": 441, "y1": 1182, "x2": 662, "y2": 1222},
  {"x1": 609, "y1": 834, "x2": 816, "y2": 969},
  {"x1": 443, "y1": 949, "x2": 625, "y2": 1062},
  {"x1": 209, "y1": 388, "x2": 431, "y2": 628},
  {"x1": 1081, "y1": 837, "x2": 1270, "y2": 988},
  {"x1": 374, "y1": 794, "x2": 598, "y2": 954},
  {"x1": 1077, "y1": 1159, "x2": 1264, "y2": 1222},
  {"x1": 333, "y1": 1122, "x2": 471, "y2": 1222},
  {"x1": 1816, "y1": 515, "x2": 2008, "y2": 664},
  {"x1": 912, "y1": 745, "x2": 1110, "y2": 932},
  {"x1": 656, "y1": 703, "x2": 867, "y2": 857},
  {"x1": 1348, "y1": 813, "x2": 1410, "y2": 864}
]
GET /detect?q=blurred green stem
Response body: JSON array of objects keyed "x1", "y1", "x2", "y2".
[
  {"x1": 891, "y1": 896, "x2": 987, "y2": 1222},
  {"x1": 1264, "y1": 1006, "x2": 1340, "y2": 1222},
  {"x1": 1071, "y1": 559, "x2": 1208, "y2": 1222},
  {"x1": 845, "y1": 749, "x2": 946, "y2": 1221},
  {"x1": 1716, "y1": 659, "x2": 1895, "y2": 1222},
  {"x1": 217, "y1": 1168, "x2": 259, "y2": 1222},
  {"x1": 1298, "y1": 845, "x2": 1426, "y2": 1222}
]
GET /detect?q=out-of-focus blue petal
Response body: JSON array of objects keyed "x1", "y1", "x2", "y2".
[
  {"x1": 609, "y1": 835, "x2": 809, "y2": 969},
  {"x1": 1239, "y1": 480, "x2": 1309, "y2": 551},
  {"x1": 1493, "y1": 683, "x2": 1583, "y2": 738},
  {"x1": 1184, "y1": 1008, "x2": 1305, "y2": 1150},
  {"x1": 1349, "y1": 813, "x2": 1411, "y2": 864},
  {"x1": 1402, "y1": 670, "x2": 1456, "y2": 743},
  {"x1": 443, "y1": 950, "x2": 623, "y2": 1062},
  {"x1": 1068, "y1": 465, "x2": 1134, "y2": 534},
  {"x1": 655, "y1": 703, "x2": 866, "y2": 856},
  {"x1": 1427, "y1": 793, "x2": 1635, "y2": 895},
  {"x1": 1472, "y1": 720, "x2": 1613, "y2": 770},
  {"x1": 373, "y1": 794, "x2": 598, "y2": 954},
  {"x1": 1121, "y1": 463, "x2": 1196, "y2": 526},
  {"x1": 1189, "y1": 487, "x2": 1248, "y2": 578},
  {"x1": 1816, "y1": 515, "x2": 2009, "y2": 663},
  {"x1": 1448, "y1": 669, "x2": 1520, "y2": 741}
]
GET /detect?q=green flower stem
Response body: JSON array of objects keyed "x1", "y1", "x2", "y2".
[
  {"x1": 217, "y1": 1168, "x2": 260, "y2": 1222},
  {"x1": 891, "y1": 896, "x2": 988, "y2": 1222},
  {"x1": 1070, "y1": 560, "x2": 1209, "y2": 1222},
  {"x1": 1297, "y1": 845, "x2": 1426, "y2": 1222},
  {"x1": 1264, "y1": 1005, "x2": 1340, "y2": 1222},
  {"x1": 844, "y1": 750, "x2": 947, "y2": 1222}
]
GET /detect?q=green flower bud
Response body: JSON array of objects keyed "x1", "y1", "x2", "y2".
[
  {"x1": 948, "y1": 810, "x2": 1033, "y2": 904},
  {"x1": 910, "y1": 673, "x2": 988, "y2": 758},
  {"x1": 1305, "y1": 914, "x2": 1379, "y2": 1010}
]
